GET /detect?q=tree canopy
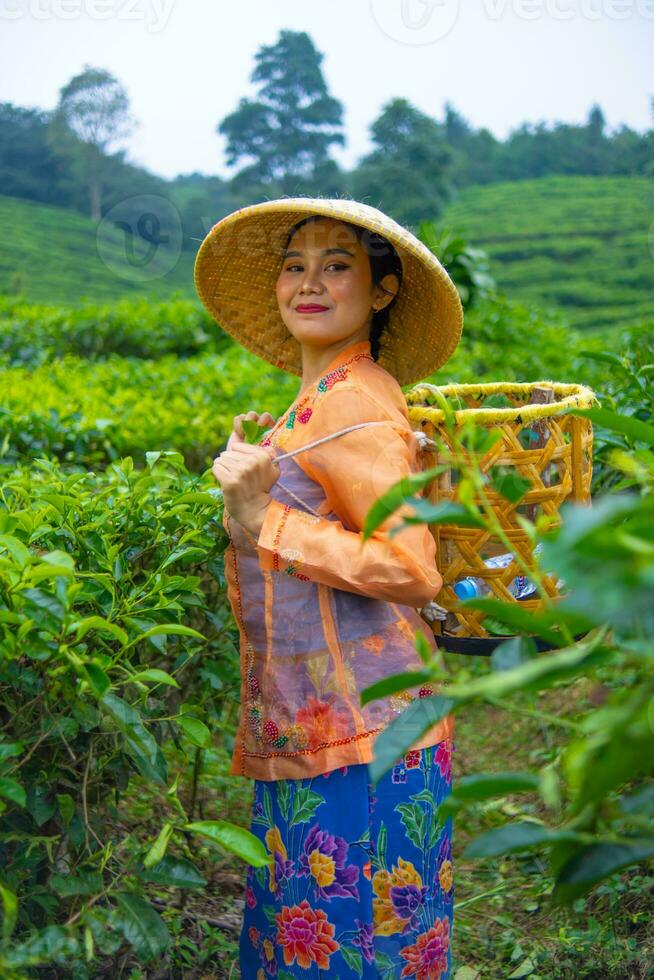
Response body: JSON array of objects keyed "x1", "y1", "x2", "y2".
[{"x1": 218, "y1": 30, "x2": 345, "y2": 196}]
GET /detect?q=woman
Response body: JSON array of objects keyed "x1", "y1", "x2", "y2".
[{"x1": 194, "y1": 198, "x2": 463, "y2": 978}]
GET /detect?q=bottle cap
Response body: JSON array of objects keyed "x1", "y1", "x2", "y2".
[{"x1": 454, "y1": 579, "x2": 478, "y2": 601}]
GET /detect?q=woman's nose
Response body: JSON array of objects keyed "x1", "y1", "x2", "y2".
[{"x1": 299, "y1": 267, "x2": 323, "y2": 293}]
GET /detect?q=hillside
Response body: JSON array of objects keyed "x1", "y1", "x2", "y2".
[
  {"x1": 440, "y1": 174, "x2": 654, "y2": 331},
  {"x1": 1, "y1": 176, "x2": 653, "y2": 330},
  {"x1": 0, "y1": 194, "x2": 195, "y2": 306}
]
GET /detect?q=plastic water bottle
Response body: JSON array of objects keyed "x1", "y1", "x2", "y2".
[{"x1": 454, "y1": 546, "x2": 543, "y2": 602}]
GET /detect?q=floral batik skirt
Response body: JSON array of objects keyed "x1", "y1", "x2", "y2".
[{"x1": 239, "y1": 738, "x2": 454, "y2": 979}]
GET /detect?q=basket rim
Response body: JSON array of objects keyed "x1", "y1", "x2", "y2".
[{"x1": 406, "y1": 379, "x2": 597, "y2": 424}]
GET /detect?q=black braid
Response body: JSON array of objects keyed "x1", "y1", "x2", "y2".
[{"x1": 281, "y1": 215, "x2": 403, "y2": 362}]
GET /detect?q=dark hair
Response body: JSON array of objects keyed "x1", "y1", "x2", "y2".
[{"x1": 282, "y1": 214, "x2": 403, "y2": 362}]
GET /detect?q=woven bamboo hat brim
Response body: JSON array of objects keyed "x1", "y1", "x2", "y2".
[{"x1": 194, "y1": 197, "x2": 464, "y2": 387}]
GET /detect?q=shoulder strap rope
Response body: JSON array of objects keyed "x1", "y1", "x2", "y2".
[
  {"x1": 271, "y1": 422, "x2": 391, "y2": 516},
  {"x1": 274, "y1": 420, "x2": 391, "y2": 461},
  {"x1": 270, "y1": 421, "x2": 435, "y2": 516}
]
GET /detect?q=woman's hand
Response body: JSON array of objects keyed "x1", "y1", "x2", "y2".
[
  {"x1": 213, "y1": 432, "x2": 280, "y2": 538},
  {"x1": 226, "y1": 411, "x2": 276, "y2": 451}
]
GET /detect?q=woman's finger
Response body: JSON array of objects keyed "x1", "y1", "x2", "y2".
[
  {"x1": 234, "y1": 410, "x2": 267, "y2": 441},
  {"x1": 233, "y1": 413, "x2": 248, "y2": 439},
  {"x1": 229, "y1": 443, "x2": 275, "y2": 460}
]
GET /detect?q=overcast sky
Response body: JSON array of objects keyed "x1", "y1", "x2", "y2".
[{"x1": 1, "y1": 0, "x2": 653, "y2": 181}]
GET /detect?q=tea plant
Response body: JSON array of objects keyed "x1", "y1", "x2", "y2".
[
  {"x1": 362, "y1": 404, "x2": 654, "y2": 908},
  {"x1": 0, "y1": 453, "x2": 267, "y2": 976},
  {"x1": 0, "y1": 295, "x2": 229, "y2": 367}
]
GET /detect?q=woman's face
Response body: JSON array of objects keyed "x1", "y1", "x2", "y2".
[{"x1": 275, "y1": 216, "x2": 398, "y2": 350}]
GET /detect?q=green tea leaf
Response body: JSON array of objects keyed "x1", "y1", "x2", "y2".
[
  {"x1": 362, "y1": 469, "x2": 447, "y2": 539},
  {"x1": 0, "y1": 776, "x2": 26, "y2": 808},
  {"x1": 84, "y1": 662, "x2": 111, "y2": 697},
  {"x1": 619, "y1": 783, "x2": 654, "y2": 815},
  {"x1": 0, "y1": 534, "x2": 30, "y2": 568},
  {"x1": 141, "y1": 856, "x2": 207, "y2": 889},
  {"x1": 490, "y1": 467, "x2": 532, "y2": 504},
  {"x1": 131, "y1": 669, "x2": 180, "y2": 689},
  {"x1": 143, "y1": 823, "x2": 174, "y2": 869},
  {"x1": 491, "y1": 636, "x2": 538, "y2": 671},
  {"x1": 464, "y1": 821, "x2": 583, "y2": 859},
  {"x1": 453, "y1": 772, "x2": 539, "y2": 800},
  {"x1": 56, "y1": 793, "x2": 75, "y2": 825},
  {"x1": 241, "y1": 419, "x2": 269, "y2": 444},
  {"x1": 74, "y1": 616, "x2": 128, "y2": 647},
  {"x1": 570, "y1": 407, "x2": 654, "y2": 446},
  {"x1": 51, "y1": 871, "x2": 103, "y2": 896},
  {"x1": 460, "y1": 597, "x2": 570, "y2": 647},
  {"x1": 553, "y1": 838, "x2": 654, "y2": 905},
  {"x1": 369, "y1": 696, "x2": 456, "y2": 783},
  {"x1": 0, "y1": 883, "x2": 18, "y2": 943},
  {"x1": 115, "y1": 892, "x2": 171, "y2": 961},
  {"x1": 360, "y1": 670, "x2": 430, "y2": 706},
  {"x1": 184, "y1": 820, "x2": 269, "y2": 866},
  {"x1": 397, "y1": 500, "x2": 486, "y2": 529},
  {"x1": 177, "y1": 715, "x2": 211, "y2": 748},
  {"x1": 134, "y1": 623, "x2": 206, "y2": 644}
]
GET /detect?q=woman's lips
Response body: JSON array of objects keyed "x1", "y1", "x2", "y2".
[{"x1": 295, "y1": 304, "x2": 329, "y2": 313}]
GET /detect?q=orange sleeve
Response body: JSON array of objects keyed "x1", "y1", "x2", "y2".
[{"x1": 256, "y1": 384, "x2": 443, "y2": 607}]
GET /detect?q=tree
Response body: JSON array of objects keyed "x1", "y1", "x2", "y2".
[
  {"x1": 584, "y1": 103, "x2": 609, "y2": 175},
  {"x1": 443, "y1": 100, "x2": 473, "y2": 150},
  {"x1": 0, "y1": 103, "x2": 72, "y2": 206},
  {"x1": 53, "y1": 65, "x2": 136, "y2": 221},
  {"x1": 349, "y1": 98, "x2": 455, "y2": 228},
  {"x1": 442, "y1": 101, "x2": 479, "y2": 188},
  {"x1": 587, "y1": 103, "x2": 606, "y2": 139},
  {"x1": 218, "y1": 30, "x2": 345, "y2": 197}
]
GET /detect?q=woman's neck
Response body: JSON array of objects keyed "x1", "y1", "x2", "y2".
[{"x1": 297, "y1": 333, "x2": 371, "y2": 396}]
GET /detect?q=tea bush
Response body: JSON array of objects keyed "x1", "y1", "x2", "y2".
[
  {"x1": 2, "y1": 292, "x2": 640, "y2": 474},
  {"x1": 0, "y1": 296, "x2": 230, "y2": 367},
  {"x1": 0, "y1": 347, "x2": 299, "y2": 471},
  {"x1": 362, "y1": 402, "x2": 654, "y2": 922},
  {"x1": 574, "y1": 319, "x2": 654, "y2": 493},
  {"x1": 0, "y1": 453, "x2": 269, "y2": 976}
]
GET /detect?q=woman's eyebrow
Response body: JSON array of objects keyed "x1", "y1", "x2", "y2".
[{"x1": 281, "y1": 247, "x2": 355, "y2": 259}]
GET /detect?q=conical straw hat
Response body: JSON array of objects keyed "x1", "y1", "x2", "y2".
[{"x1": 194, "y1": 196, "x2": 464, "y2": 387}]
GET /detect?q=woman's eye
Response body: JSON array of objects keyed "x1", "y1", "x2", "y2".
[{"x1": 284, "y1": 263, "x2": 349, "y2": 273}]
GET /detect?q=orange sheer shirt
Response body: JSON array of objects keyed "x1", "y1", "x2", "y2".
[{"x1": 222, "y1": 338, "x2": 453, "y2": 780}]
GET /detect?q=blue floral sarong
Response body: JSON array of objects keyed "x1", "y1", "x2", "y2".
[{"x1": 239, "y1": 738, "x2": 454, "y2": 978}]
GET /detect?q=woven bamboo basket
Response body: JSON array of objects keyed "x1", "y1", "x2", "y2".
[{"x1": 405, "y1": 380, "x2": 597, "y2": 654}]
